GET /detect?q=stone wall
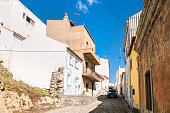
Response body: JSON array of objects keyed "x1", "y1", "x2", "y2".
[
  {"x1": 50, "y1": 67, "x2": 64, "y2": 97},
  {"x1": 0, "y1": 64, "x2": 58, "y2": 113},
  {"x1": 135, "y1": 0, "x2": 170, "y2": 113},
  {"x1": 0, "y1": 91, "x2": 58, "y2": 113}
]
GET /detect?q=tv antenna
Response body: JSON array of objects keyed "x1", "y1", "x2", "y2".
[{"x1": 74, "y1": 13, "x2": 80, "y2": 24}]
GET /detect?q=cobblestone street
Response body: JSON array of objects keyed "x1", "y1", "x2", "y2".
[{"x1": 47, "y1": 95, "x2": 132, "y2": 113}]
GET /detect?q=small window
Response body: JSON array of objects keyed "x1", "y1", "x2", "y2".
[
  {"x1": 75, "y1": 59, "x2": 79, "y2": 69},
  {"x1": 86, "y1": 42, "x2": 88, "y2": 48},
  {"x1": 130, "y1": 58, "x2": 132, "y2": 71},
  {"x1": 132, "y1": 89, "x2": 135, "y2": 95},
  {"x1": 69, "y1": 55, "x2": 73, "y2": 66},
  {"x1": 145, "y1": 71, "x2": 152, "y2": 111},
  {"x1": 67, "y1": 74, "x2": 71, "y2": 85},
  {"x1": 23, "y1": 13, "x2": 25, "y2": 19},
  {"x1": 85, "y1": 62, "x2": 88, "y2": 68},
  {"x1": 92, "y1": 66, "x2": 94, "y2": 72},
  {"x1": 86, "y1": 83, "x2": 89, "y2": 92},
  {"x1": 26, "y1": 16, "x2": 35, "y2": 26}
]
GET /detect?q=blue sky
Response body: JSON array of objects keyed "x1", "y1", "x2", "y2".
[{"x1": 20, "y1": 0, "x2": 144, "y2": 83}]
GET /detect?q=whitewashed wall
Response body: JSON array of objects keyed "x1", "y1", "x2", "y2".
[
  {"x1": 94, "y1": 78, "x2": 103, "y2": 96},
  {"x1": 10, "y1": 37, "x2": 68, "y2": 88},
  {"x1": 64, "y1": 50, "x2": 83, "y2": 95},
  {"x1": 95, "y1": 57, "x2": 109, "y2": 88},
  {"x1": 115, "y1": 66, "x2": 125, "y2": 95},
  {"x1": 95, "y1": 57, "x2": 109, "y2": 78},
  {"x1": 0, "y1": 0, "x2": 46, "y2": 39},
  {"x1": 0, "y1": 0, "x2": 46, "y2": 69},
  {"x1": 0, "y1": 0, "x2": 84, "y2": 91},
  {"x1": 95, "y1": 57, "x2": 110, "y2": 95}
]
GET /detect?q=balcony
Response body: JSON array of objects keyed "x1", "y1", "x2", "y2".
[
  {"x1": 82, "y1": 68, "x2": 100, "y2": 82},
  {"x1": 84, "y1": 51, "x2": 100, "y2": 65}
]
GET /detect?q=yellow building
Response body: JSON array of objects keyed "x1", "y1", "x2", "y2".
[{"x1": 128, "y1": 36, "x2": 139, "y2": 110}]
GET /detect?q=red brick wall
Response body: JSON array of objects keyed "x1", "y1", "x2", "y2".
[{"x1": 138, "y1": 0, "x2": 170, "y2": 113}]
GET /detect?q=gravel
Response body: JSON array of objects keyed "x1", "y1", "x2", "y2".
[{"x1": 46, "y1": 95, "x2": 132, "y2": 113}]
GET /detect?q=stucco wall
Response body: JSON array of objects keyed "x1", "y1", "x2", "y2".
[
  {"x1": 130, "y1": 47, "x2": 139, "y2": 109},
  {"x1": 82, "y1": 76, "x2": 94, "y2": 97},
  {"x1": 135, "y1": 0, "x2": 169, "y2": 113},
  {"x1": 10, "y1": 37, "x2": 68, "y2": 88},
  {"x1": 95, "y1": 57, "x2": 109, "y2": 78},
  {"x1": 64, "y1": 50, "x2": 83, "y2": 95},
  {"x1": 0, "y1": 0, "x2": 46, "y2": 39},
  {"x1": 115, "y1": 66, "x2": 125, "y2": 95}
]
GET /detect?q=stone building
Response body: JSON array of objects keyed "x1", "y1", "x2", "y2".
[
  {"x1": 47, "y1": 13, "x2": 100, "y2": 97},
  {"x1": 134, "y1": 0, "x2": 169, "y2": 113}
]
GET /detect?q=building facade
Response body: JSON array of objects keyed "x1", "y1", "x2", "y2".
[
  {"x1": 134, "y1": 0, "x2": 169, "y2": 113},
  {"x1": 120, "y1": 72, "x2": 126, "y2": 97},
  {"x1": 46, "y1": 13, "x2": 100, "y2": 97},
  {"x1": 123, "y1": 11, "x2": 141, "y2": 106},
  {"x1": 95, "y1": 57, "x2": 110, "y2": 88},
  {"x1": 94, "y1": 72, "x2": 104, "y2": 96},
  {"x1": 0, "y1": 0, "x2": 83, "y2": 96},
  {"x1": 128, "y1": 36, "x2": 139, "y2": 109},
  {"x1": 115, "y1": 66, "x2": 125, "y2": 95}
]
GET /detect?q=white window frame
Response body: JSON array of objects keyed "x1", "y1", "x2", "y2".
[
  {"x1": 75, "y1": 59, "x2": 79, "y2": 69},
  {"x1": 69, "y1": 55, "x2": 74, "y2": 66}
]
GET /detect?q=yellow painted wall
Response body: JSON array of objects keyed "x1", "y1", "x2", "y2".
[{"x1": 130, "y1": 38, "x2": 140, "y2": 109}]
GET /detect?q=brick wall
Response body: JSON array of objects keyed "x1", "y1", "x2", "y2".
[{"x1": 136, "y1": 0, "x2": 170, "y2": 113}]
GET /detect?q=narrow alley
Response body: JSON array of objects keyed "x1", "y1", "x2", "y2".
[
  {"x1": 0, "y1": 0, "x2": 169, "y2": 113},
  {"x1": 47, "y1": 95, "x2": 132, "y2": 113}
]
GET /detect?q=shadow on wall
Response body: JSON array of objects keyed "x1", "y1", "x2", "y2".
[{"x1": 89, "y1": 95, "x2": 131, "y2": 113}]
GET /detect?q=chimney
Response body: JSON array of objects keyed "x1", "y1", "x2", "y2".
[{"x1": 63, "y1": 12, "x2": 68, "y2": 20}]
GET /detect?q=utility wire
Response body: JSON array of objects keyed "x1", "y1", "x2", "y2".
[
  {"x1": 0, "y1": 25, "x2": 124, "y2": 52},
  {"x1": 0, "y1": 42, "x2": 124, "y2": 52}
]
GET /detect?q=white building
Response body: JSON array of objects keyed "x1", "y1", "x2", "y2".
[
  {"x1": 0, "y1": 0, "x2": 83, "y2": 95},
  {"x1": 108, "y1": 83, "x2": 115, "y2": 89},
  {"x1": 95, "y1": 57, "x2": 110, "y2": 95},
  {"x1": 115, "y1": 66, "x2": 125, "y2": 95}
]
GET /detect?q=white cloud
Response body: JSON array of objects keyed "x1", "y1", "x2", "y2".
[
  {"x1": 76, "y1": 0, "x2": 89, "y2": 13},
  {"x1": 87, "y1": 0, "x2": 99, "y2": 5}
]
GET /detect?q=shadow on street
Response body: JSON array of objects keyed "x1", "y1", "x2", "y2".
[{"x1": 89, "y1": 95, "x2": 132, "y2": 113}]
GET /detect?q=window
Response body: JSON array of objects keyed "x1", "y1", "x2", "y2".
[
  {"x1": 86, "y1": 42, "x2": 88, "y2": 48},
  {"x1": 145, "y1": 71, "x2": 152, "y2": 111},
  {"x1": 132, "y1": 89, "x2": 135, "y2": 95},
  {"x1": 69, "y1": 55, "x2": 73, "y2": 66},
  {"x1": 23, "y1": 13, "x2": 25, "y2": 19},
  {"x1": 75, "y1": 59, "x2": 79, "y2": 69},
  {"x1": 67, "y1": 74, "x2": 71, "y2": 85},
  {"x1": 92, "y1": 66, "x2": 94, "y2": 72},
  {"x1": 13, "y1": 32, "x2": 26, "y2": 41},
  {"x1": 26, "y1": 16, "x2": 35, "y2": 26},
  {"x1": 85, "y1": 62, "x2": 88, "y2": 68},
  {"x1": 130, "y1": 58, "x2": 132, "y2": 71},
  {"x1": 86, "y1": 83, "x2": 89, "y2": 92},
  {"x1": 85, "y1": 62, "x2": 88, "y2": 73}
]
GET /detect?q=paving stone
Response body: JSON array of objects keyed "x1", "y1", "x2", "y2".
[{"x1": 46, "y1": 95, "x2": 133, "y2": 113}]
